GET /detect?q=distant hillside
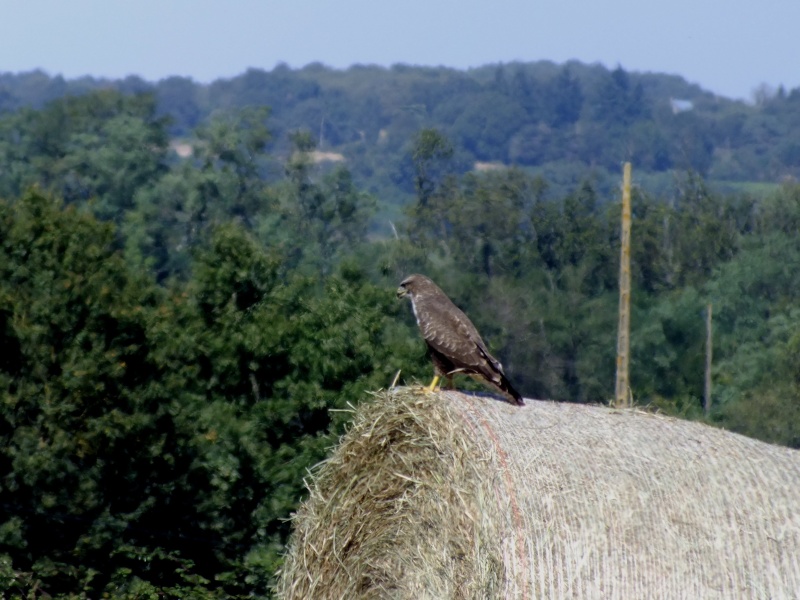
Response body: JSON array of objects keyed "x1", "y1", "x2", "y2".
[
  {"x1": 2, "y1": 61, "x2": 799, "y2": 204},
  {"x1": 4, "y1": 60, "x2": 800, "y2": 600}
]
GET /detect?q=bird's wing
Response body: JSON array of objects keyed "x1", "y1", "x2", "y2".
[
  {"x1": 418, "y1": 299, "x2": 499, "y2": 373},
  {"x1": 475, "y1": 342, "x2": 506, "y2": 375}
]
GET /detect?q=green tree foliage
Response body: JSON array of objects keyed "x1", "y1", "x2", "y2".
[
  {"x1": 157, "y1": 76, "x2": 205, "y2": 133},
  {"x1": 400, "y1": 146, "x2": 800, "y2": 439},
  {"x1": 548, "y1": 67, "x2": 584, "y2": 127},
  {"x1": 3, "y1": 72, "x2": 800, "y2": 597},
  {"x1": 0, "y1": 192, "x2": 421, "y2": 597},
  {"x1": 263, "y1": 131, "x2": 377, "y2": 275},
  {"x1": 193, "y1": 106, "x2": 272, "y2": 221},
  {"x1": 124, "y1": 107, "x2": 273, "y2": 280},
  {"x1": 449, "y1": 92, "x2": 528, "y2": 161},
  {"x1": 0, "y1": 192, "x2": 180, "y2": 595},
  {"x1": 592, "y1": 66, "x2": 650, "y2": 125},
  {"x1": 4, "y1": 62, "x2": 800, "y2": 195},
  {"x1": 410, "y1": 127, "x2": 454, "y2": 207},
  {"x1": 0, "y1": 90, "x2": 168, "y2": 221}
]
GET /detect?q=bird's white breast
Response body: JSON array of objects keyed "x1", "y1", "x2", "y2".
[{"x1": 410, "y1": 299, "x2": 420, "y2": 326}]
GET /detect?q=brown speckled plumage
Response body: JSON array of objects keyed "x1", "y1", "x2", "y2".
[{"x1": 397, "y1": 274, "x2": 523, "y2": 406}]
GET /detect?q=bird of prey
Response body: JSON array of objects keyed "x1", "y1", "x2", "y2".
[{"x1": 396, "y1": 274, "x2": 524, "y2": 406}]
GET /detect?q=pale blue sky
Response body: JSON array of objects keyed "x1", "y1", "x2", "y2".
[{"x1": 1, "y1": 0, "x2": 797, "y2": 100}]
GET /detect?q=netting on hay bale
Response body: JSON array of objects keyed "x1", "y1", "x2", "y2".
[{"x1": 275, "y1": 389, "x2": 800, "y2": 599}]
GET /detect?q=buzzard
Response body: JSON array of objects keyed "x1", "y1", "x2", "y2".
[{"x1": 397, "y1": 274, "x2": 524, "y2": 406}]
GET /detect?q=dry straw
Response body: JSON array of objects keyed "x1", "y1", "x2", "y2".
[{"x1": 275, "y1": 389, "x2": 800, "y2": 599}]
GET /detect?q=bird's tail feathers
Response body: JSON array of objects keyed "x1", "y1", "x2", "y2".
[{"x1": 498, "y1": 374, "x2": 524, "y2": 406}]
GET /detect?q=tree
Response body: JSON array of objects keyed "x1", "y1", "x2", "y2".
[
  {"x1": 592, "y1": 66, "x2": 649, "y2": 125},
  {"x1": 0, "y1": 192, "x2": 189, "y2": 596},
  {"x1": 0, "y1": 192, "x2": 424, "y2": 597},
  {"x1": 263, "y1": 131, "x2": 377, "y2": 275},
  {"x1": 548, "y1": 67, "x2": 584, "y2": 127},
  {"x1": 509, "y1": 67, "x2": 544, "y2": 118},
  {"x1": 411, "y1": 127, "x2": 454, "y2": 207},
  {"x1": 438, "y1": 169, "x2": 539, "y2": 279},
  {"x1": 155, "y1": 75, "x2": 203, "y2": 134},
  {"x1": 450, "y1": 92, "x2": 528, "y2": 161},
  {"x1": 124, "y1": 107, "x2": 274, "y2": 280},
  {"x1": 0, "y1": 90, "x2": 169, "y2": 222}
]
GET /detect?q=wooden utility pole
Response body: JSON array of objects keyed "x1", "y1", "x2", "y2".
[
  {"x1": 615, "y1": 163, "x2": 632, "y2": 408},
  {"x1": 704, "y1": 303, "x2": 713, "y2": 415}
]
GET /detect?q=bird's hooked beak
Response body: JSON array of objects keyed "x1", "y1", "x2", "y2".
[{"x1": 396, "y1": 285, "x2": 409, "y2": 299}]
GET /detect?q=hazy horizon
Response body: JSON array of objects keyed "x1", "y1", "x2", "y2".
[{"x1": 2, "y1": 0, "x2": 798, "y2": 101}]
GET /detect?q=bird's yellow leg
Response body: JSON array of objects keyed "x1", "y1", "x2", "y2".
[{"x1": 427, "y1": 375, "x2": 441, "y2": 393}]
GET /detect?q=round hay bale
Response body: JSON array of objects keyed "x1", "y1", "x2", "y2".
[{"x1": 275, "y1": 390, "x2": 800, "y2": 599}]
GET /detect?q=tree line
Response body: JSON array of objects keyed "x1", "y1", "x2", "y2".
[
  {"x1": 0, "y1": 90, "x2": 799, "y2": 597},
  {"x1": 3, "y1": 61, "x2": 800, "y2": 204}
]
